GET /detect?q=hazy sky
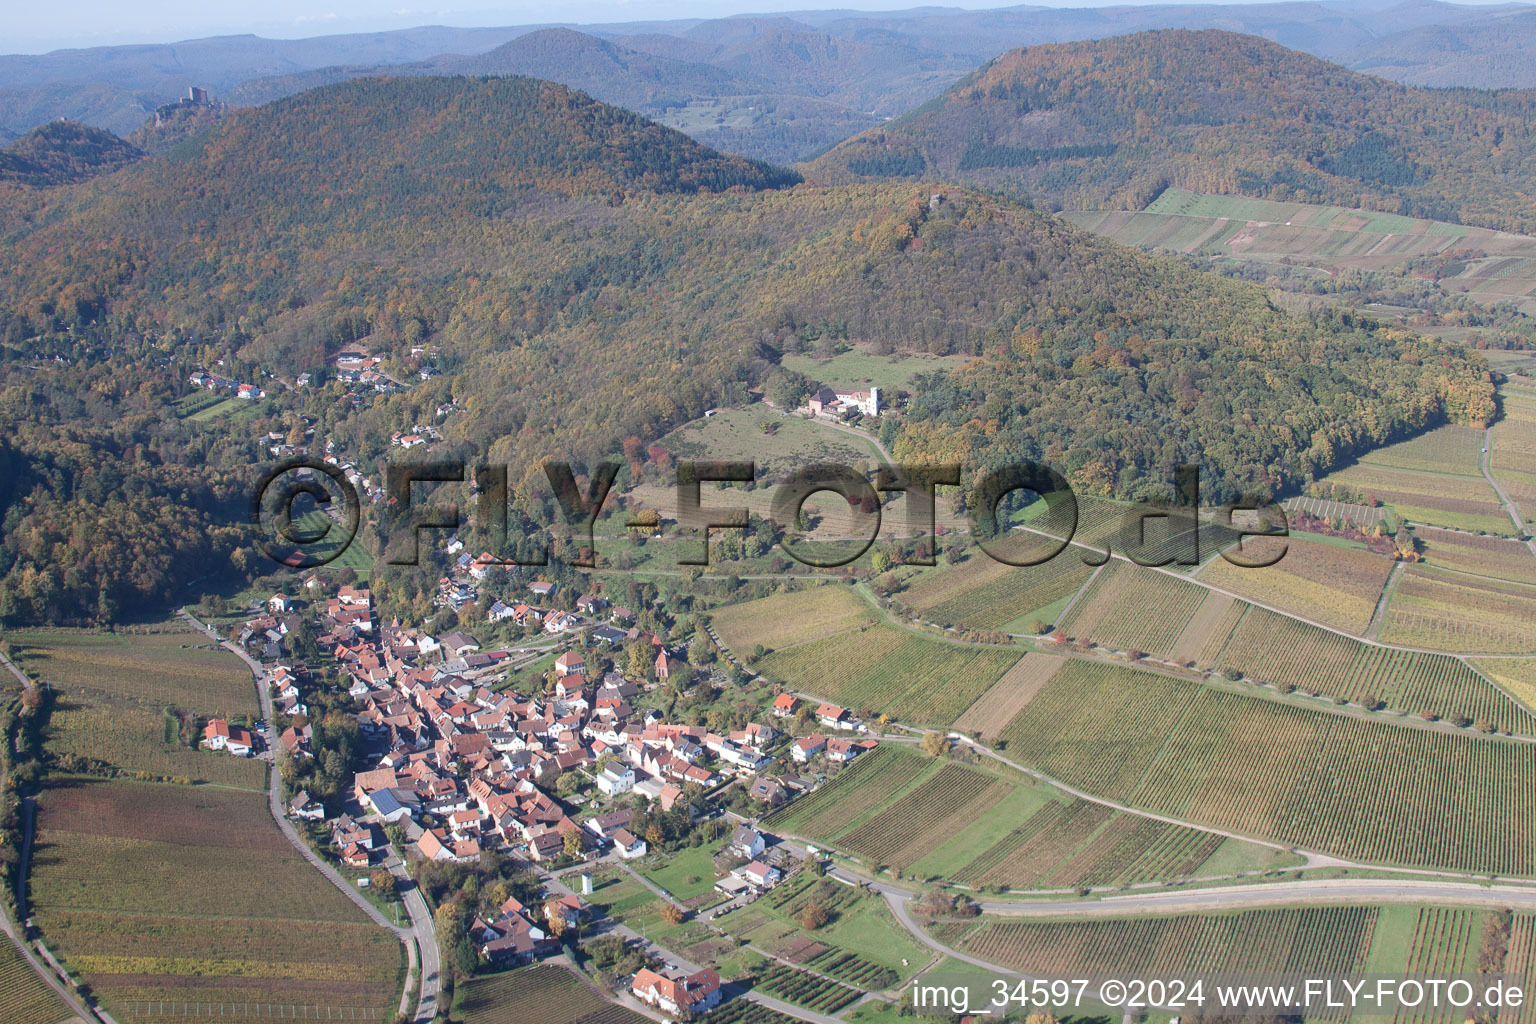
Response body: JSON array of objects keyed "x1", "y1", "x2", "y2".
[
  {"x1": 9, "y1": 1, "x2": 1019, "y2": 53},
  {"x1": 13, "y1": 0, "x2": 1508, "y2": 54}
]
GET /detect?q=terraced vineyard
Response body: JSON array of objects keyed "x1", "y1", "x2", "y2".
[
  {"x1": 1357, "y1": 425, "x2": 1487, "y2": 476},
  {"x1": 1505, "y1": 913, "x2": 1536, "y2": 1024},
  {"x1": 1320, "y1": 462, "x2": 1513, "y2": 536},
  {"x1": 953, "y1": 654, "x2": 1064, "y2": 738},
  {"x1": 0, "y1": 940, "x2": 74, "y2": 1024},
  {"x1": 899, "y1": 536, "x2": 1094, "y2": 632},
  {"x1": 803, "y1": 950, "x2": 899, "y2": 991},
  {"x1": 1209, "y1": 606, "x2": 1535, "y2": 733},
  {"x1": 10, "y1": 625, "x2": 256, "y2": 712},
  {"x1": 1417, "y1": 527, "x2": 1536, "y2": 586},
  {"x1": 836, "y1": 763, "x2": 1013, "y2": 868},
  {"x1": 753, "y1": 621, "x2": 1019, "y2": 724},
  {"x1": 763, "y1": 745, "x2": 928, "y2": 837},
  {"x1": 1392, "y1": 909, "x2": 1481, "y2": 1024},
  {"x1": 950, "y1": 799, "x2": 1225, "y2": 890},
  {"x1": 1056, "y1": 560, "x2": 1207, "y2": 657},
  {"x1": 1492, "y1": 388, "x2": 1536, "y2": 530},
  {"x1": 1198, "y1": 535, "x2": 1395, "y2": 635},
  {"x1": 1379, "y1": 565, "x2": 1536, "y2": 654},
  {"x1": 29, "y1": 777, "x2": 403, "y2": 1020},
  {"x1": 44, "y1": 691, "x2": 266, "y2": 788},
  {"x1": 960, "y1": 906, "x2": 1377, "y2": 976},
  {"x1": 996, "y1": 661, "x2": 1536, "y2": 873}
]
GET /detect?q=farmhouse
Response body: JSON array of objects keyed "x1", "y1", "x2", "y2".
[
  {"x1": 632, "y1": 967, "x2": 723, "y2": 1017},
  {"x1": 808, "y1": 386, "x2": 880, "y2": 418},
  {"x1": 203, "y1": 719, "x2": 254, "y2": 756}
]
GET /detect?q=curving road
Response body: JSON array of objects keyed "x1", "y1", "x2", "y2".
[{"x1": 177, "y1": 608, "x2": 439, "y2": 1024}]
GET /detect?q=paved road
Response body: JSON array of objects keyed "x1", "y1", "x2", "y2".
[
  {"x1": 177, "y1": 608, "x2": 438, "y2": 1024},
  {"x1": 1481, "y1": 424, "x2": 1536, "y2": 554}
]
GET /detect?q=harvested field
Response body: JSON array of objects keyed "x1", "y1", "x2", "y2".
[{"x1": 953, "y1": 655, "x2": 1065, "y2": 738}]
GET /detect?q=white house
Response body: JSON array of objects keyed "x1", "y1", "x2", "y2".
[
  {"x1": 611, "y1": 827, "x2": 648, "y2": 860},
  {"x1": 730, "y1": 825, "x2": 767, "y2": 860},
  {"x1": 596, "y1": 764, "x2": 636, "y2": 797}
]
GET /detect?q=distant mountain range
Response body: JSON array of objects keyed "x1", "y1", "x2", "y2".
[
  {"x1": 811, "y1": 29, "x2": 1536, "y2": 233},
  {"x1": 5, "y1": 1, "x2": 1536, "y2": 162}
]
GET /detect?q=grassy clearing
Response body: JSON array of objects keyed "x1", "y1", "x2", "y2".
[
  {"x1": 659, "y1": 407, "x2": 880, "y2": 481},
  {"x1": 710, "y1": 585, "x2": 876, "y2": 652},
  {"x1": 781, "y1": 347, "x2": 972, "y2": 392},
  {"x1": 456, "y1": 964, "x2": 648, "y2": 1024},
  {"x1": 640, "y1": 844, "x2": 720, "y2": 902}
]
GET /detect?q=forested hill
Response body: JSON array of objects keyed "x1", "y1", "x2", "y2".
[
  {"x1": 0, "y1": 74, "x2": 1494, "y2": 623},
  {"x1": 161, "y1": 75, "x2": 800, "y2": 203},
  {"x1": 809, "y1": 30, "x2": 1536, "y2": 233},
  {"x1": 0, "y1": 120, "x2": 140, "y2": 185}
]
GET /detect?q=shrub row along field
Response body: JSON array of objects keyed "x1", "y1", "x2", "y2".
[
  {"x1": 10, "y1": 626, "x2": 256, "y2": 714},
  {"x1": 0, "y1": 939, "x2": 74, "y2": 1024},
  {"x1": 960, "y1": 907, "x2": 1376, "y2": 978},
  {"x1": 1056, "y1": 560, "x2": 1208, "y2": 657},
  {"x1": 898, "y1": 532, "x2": 1094, "y2": 631},
  {"x1": 953, "y1": 654, "x2": 1066, "y2": 738},
  {"x1": 1379, "y1": 565, "x2": 1536, "y2": 655},
  {"x1": 29, "y1": 777, "x2": 402, "y2": 1018},
  {"x1": 1417, "y1": 527, "x2": 1536, "y2": 586},
  {"x1": 1198, "y1": 535, "x2": 1395, "y2": 635},
  {"x1": 950, "y1": 799, "x2": 1224, "y2": 891},
  {"x1": 456, "y1": 965, "x2": 649, "y2": 1024},
  {"x1": 753, "y1": 621, "x2": 1019, "y2": 725},
  {"x1": 751, "y1": 963, "x2": 861, "y2": 1013},
  {"x1": 709, "y1": 586, "x2": 876, "y2": 652},
  {"x1": 996, "y1": 661, "x2": 1536, "y2": 874},
  {"x1": 1210, "y1": 605, "x2": 1536, "y2": 734},
  {"x1": 1320, "y1": 463, "x2": 1514, "y2": 536}
]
